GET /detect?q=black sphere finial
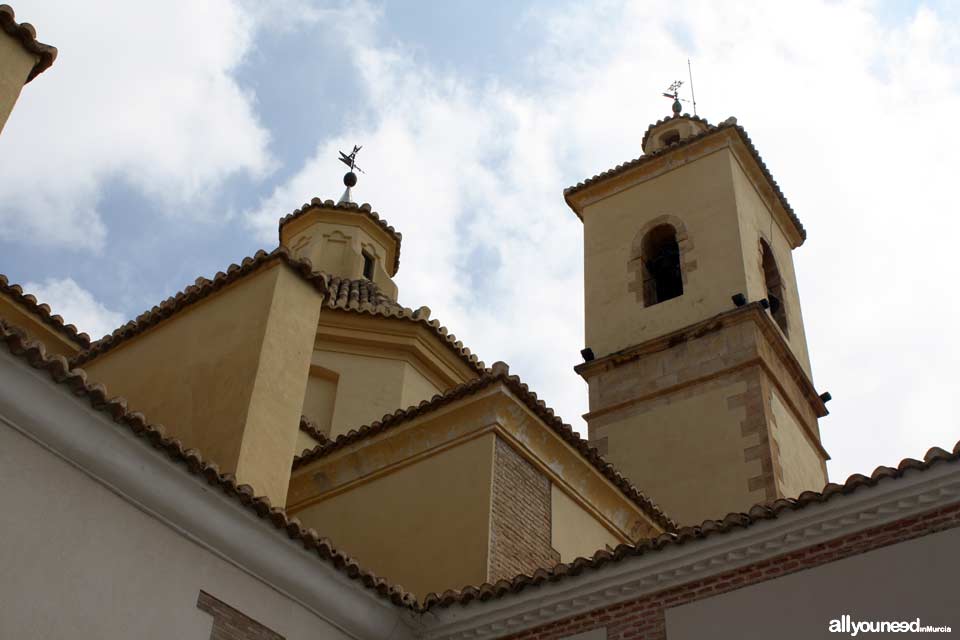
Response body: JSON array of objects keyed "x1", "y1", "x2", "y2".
[
  {"x1": 672, "y1": 98, "x2": 682, "y2": 115},
  {"x1": 344, "y1": 171, "x2": 358, "y2": 187}
]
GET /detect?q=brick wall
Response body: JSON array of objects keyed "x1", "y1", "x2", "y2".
[
  {"x1": 488, "y1": 436, "x2": 561, "y2": 583},
  {"x1": 503, "y1": 502, "x2": 960, "y2": 640},
  {"x1": 196, "y1": 590, "x2": 284, "y2": 640}
]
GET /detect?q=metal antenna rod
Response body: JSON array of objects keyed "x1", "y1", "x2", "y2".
[{"x1": 687, "y1": 58, "x2": 697, "y2": 116}]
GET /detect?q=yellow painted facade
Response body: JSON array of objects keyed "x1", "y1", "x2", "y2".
[
  {"x1": 84, "y1": 262, "x2": 322, "y2": 506},
  {"x1": 0, "y1": 29, "x2": 35, "y2": 134},
  {"x1": 288, "y1": 383, "x2": 661, "y2": 596},
  {"x1": 571, "y1": 118, "x2": 828, "y2": 525},
  {"x1": 597, "y1": 376, "x2": 762, "y2": 525},
  {"x1": 304, "y1": 312, "x2": 478, "y2": 438},
  {"x1": 550, "y1": 484, "x2": 620, "y2": 562},
  {"x1": 281, "y1": 207, "x2": 400, "y2": 298},
  {"x1": 0, "y1": 293, "x2": 83, "y2": 358},
  {"x1": 295, "y1": 434, "x2": 496, "y2": 597}
]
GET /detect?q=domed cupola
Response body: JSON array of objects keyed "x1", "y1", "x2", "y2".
[
  {"x1": 278, "y1": 147, "x2": 402, "y2": 299},
  {"x1": 641, "y1": 110, "x2": 712, "y2": 155}
]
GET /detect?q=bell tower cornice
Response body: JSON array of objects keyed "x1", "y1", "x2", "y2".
[{"x1": 564, "y1": 118, "x2": 807, "y2": 249}]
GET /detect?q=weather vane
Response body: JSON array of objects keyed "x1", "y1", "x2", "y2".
[
  {"x1": 662, "y1": 80, "x2": 686, "y2": 116},
  {"x1": 661, "y1": 60, "x2": 698, "y2": 116},
  {"x1": 337, "y1": 144, "x2": 364, "y2": 204}
]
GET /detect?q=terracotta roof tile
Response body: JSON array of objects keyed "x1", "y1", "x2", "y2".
[
  {"x1": 322, "y1": 277, "x2": 486, "y2": 374},
  {"x1": 299, "y1": 416, "x2": 330, "y2": 447},
  {"x1": 326, "y1": 276, "x2": 399, "y2": 311},
  {"x1": 293, "y1": 361, "x2": 675, "y2": 533},
  {"x1": 71, "y1": 247, "x2": 329, "y2": 366},
  {"x1": 0, "y1": 319, "x2": 417, "y2": 609},
  {"x1": 0, "y1": 273, "x2": 91, "y2": 348},
  {"x1": 564, "y1": 115, "x2": 807, "y2": 243},
  {"x1": 279, "y1": 198, "x2": 402, "y2": 274},
  {"x1": 0, "y1": 4, "x2": 57, "y2": 82},
  {"x1": 421, "y1": 437, "x2": 960, "y2": 609}
]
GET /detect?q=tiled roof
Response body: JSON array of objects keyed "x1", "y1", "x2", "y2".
[
  {"x1": 293, "y1": 361, "x2": 676, "y2": 533},
  {"x1": 279, "y1": 198, "x2": 403, "y2": 275},
  {"x1": 564, "y1": 115, "x2": 807, "y2": 243},
  {"x1": 421, "y1": 439, "x2": 960, "y2": 609},
  {"x1": 299, "y1": 416, "x2": 330, "y2": 447},
  {"x1": 322, "y1": 277, "x2": 486, "y2": 374},
  {"x1": 0, "y1": 273, "x2": 91, "y2": 348},
  {"x1": 639, "y1": 113, "x2": 712, "y2": 151},
  {"x1": 0, "y1": 318, "x2": 417, "y2": 608},
  {"x1": 326, "y1": 275, "x2": 399, "y2": 311},
  {"x1": 0, "y1": 4, "x2": 57, "y2": 82},
  {"x1": 72, "y1": 248, "x2": 329, "y2": 366}
]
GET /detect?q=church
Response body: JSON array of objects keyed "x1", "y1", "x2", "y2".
[{"x1": 1, "y1": 6, "x2": 957, "y2": 639}]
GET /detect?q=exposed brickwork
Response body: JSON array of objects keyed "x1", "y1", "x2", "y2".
[
  {"x1": 502, "y1": 503, "x2": 960, "y2": 640},
  {"x1": 488, "y1": 437, "x2": 561, "y2": 583},
  {"x1": 196, "y1": 591, "x2": 284, "y2": 640}
]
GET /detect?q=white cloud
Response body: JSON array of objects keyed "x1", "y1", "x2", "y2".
[
  {"x1": 0, "y1": 0, "x2": 272, "y2": 251},
  {"x1": 247, "y1": 0, "x2": 960, "y2": 486},
  {"x1": 23, "y1": 278, "x2": 124, "y2": 341}
]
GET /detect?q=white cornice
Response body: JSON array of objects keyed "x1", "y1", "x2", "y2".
[
  {"x1": 0, "y1": 350, "x2": 417, "y2": 640},
  {"x1": 420, "y1": 460, "x2": 960, "y2": 640}
]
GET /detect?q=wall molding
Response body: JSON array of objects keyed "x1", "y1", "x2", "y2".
[{"x1": 421, "y1": 461, "x2": 960, "y2": 639}]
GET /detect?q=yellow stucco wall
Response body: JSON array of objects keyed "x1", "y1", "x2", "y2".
[
  {"x1": 294, "y1": 428, "x2": 322, "y2": 455},
  {"x1": 400, "y1": 362, "x2": 442, "y2": 408},
  {"x1": 282, "y1": 211, "x2": 398, "y2": 298},
  {"x1": 306, "y1": 349, "x2": 444, "y2": 437},
  {"x1": 302, "y1": 368, "x2": 338, "y2": 436},
  {"x1": 550, "y1": 484, "x2": 620, "y2": 562},
  {"x1": 237, "y1": 267, "x2": 325, "y2": 505},
  {"x1": 600, "y1": 378, "x2": 766, "y2": 526},
  {"x1": 84, "y1": 263, "x2": 322, "y2": 505},
  {"x1": 0, "y1": 293, "x2": 82, "y2": 358},
  {"x1": 582, "y1": 148, "x2": 747, "y2": 358},
  {"x1": 0, "y1": 32, "x2": 35, "y2": 135},
  {"x1": 288, "y1": 384, "x2": 656, "y2": 594},
  {"x1": 770, "y1": 387, "x2": 826, "y2": 498},
  {"x1": 292, "y1": 433, "x2": 496, "y2": 597},
  {"x1": 731, "y1": 156, "x2": 813, "y2": 376}
]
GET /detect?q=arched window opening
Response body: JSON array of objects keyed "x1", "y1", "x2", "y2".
[
  {"x1": 660, "y1": 129, "x2": 681, "y2": 146},
  {"x1": 760, "y1": 240, "x2": 788, "y2": 335},
  {"x1": 642, "y1": 224, "x2": 683, "y2": 307}
]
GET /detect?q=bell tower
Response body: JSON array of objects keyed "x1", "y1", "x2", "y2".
[{"x1": 567, "y1": 110, "x2": 830, "y2": 526}]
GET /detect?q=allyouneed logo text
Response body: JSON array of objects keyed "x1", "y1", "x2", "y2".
[{"x1": 830, "y1": 615, "x2": 952, "y2": 635}]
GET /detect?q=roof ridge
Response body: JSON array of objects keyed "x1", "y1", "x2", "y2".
[
  {"x1": 0, "y1": 273, "x2": 91, "y2": 348},
  {"x1": 71, "y1": 247, "x2": 328, "y2": 366},
  {"x1": 564, "y1": 119, "x2": 807, "y2": 242},
  {"x1": 322, "y1": 288, "x2": 487, "y2": 373},
  {"x1": 421, "y1": 438, "x2": 960, "y2": 609},
  {"x1": 0, "y1": 4, "x2": 57, "y2": 82},
  {"x1": 0, "y1": 318, "x2": 418, "y2": 609},
  {"x1": 292, "y1": 363, "x2": 676, "y2": 533},
  {"x1": 278, "y1": 198, "x2": 403, "y2": 274}
]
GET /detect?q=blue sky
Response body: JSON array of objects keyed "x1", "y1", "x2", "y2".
[{"x1": 2, "y1": 0, "x2": 959, "y2": 484}]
